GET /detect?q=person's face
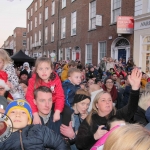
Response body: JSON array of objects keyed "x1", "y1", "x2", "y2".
[
  {"x1": 97, "y1": 81, "x2": 102, "y2": 87},
  {"x1": 68, "y1": 72, "x2": 82, "y2": 85},
  {"x1": 20, "y1": 74, "x2": 28, "y2": 81},
  {"x1": 34, "y1": 91, "x2": 52, "y2": 117},
  {"x1": 8, "y1": 109, "x2": 30, "y2": 131},
  {"x1": 105, "y1": 79, "x2": 114, "y2": 90},
  {"x1": 96, "y1": 93, "x2": 113, "y2": 116},
  {"x1": 19, "y1": 83, "x2": 27, "y2": 95},
  {"x1": 36, "y1": 62, "x2": 52, "y2": 82},
  {"x1": 75, "y1": 98, "x2": 90, "y2": 114},
  {"x1": 119, "y1": 75, "x2": 124, "y2": 80},
  {"x1": 0, "y1": 86, "x2": 6, "y2": 96},
  {"x1": 90, "y1": 67, "x2": 94, "y2": 72},
  {"x1": 87, "y1": 79, "x2": 94, "y2": 87},
  {"x1": 112, "y1": 75, "x2": 117, "y2": 81},
  {"x1": 24, "y1": 66, "x2": 28, "y2": 70},
  {"x1": 0, "y1": 59, "x2": 4, "y2": 70}
]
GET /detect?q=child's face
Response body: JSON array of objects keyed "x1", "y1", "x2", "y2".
[
  {"x1": 0, "y1": 59, "x2": 4, "y2": 70},
  {"x1": 68, "y1": 72, "x2": 81, "y2": 85},
  {"x1": 0, "y1": 86, "x2": 6, "y2": 96},
  {"x1": 8, "y1": 109, "x2": 30, "y2": 132},
  {"x1": 36, "y1": 62, "x2": 52, "y2": 82}
]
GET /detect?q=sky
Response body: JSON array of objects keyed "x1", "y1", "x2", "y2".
[{"x1": 0, "y1": 0, "x2": 32, "y2": 47}]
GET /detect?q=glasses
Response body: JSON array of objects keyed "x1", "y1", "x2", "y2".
[
  {"x1": 0, "y1": 88, "x2": 5, "y2": 91},
  {"x1": 106, "y1": 81, "x2": 113, "y2": 84}
]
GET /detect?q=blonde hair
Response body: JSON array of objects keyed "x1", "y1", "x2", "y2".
[
  {"x1": 103, "y1": 124, "x2": 150, "y2": 150},
  {"x1": 34, "y1": 57, "x2": 53, "y2": 88},
  {"x1": 138, "y1": 91, "x2": 150, "y2": 110},
  {"x1": 86, "y1": 91, "x2": 115, "y2": 125},
  {"x1": 68, "y1": 68, "x2": 81, "y2": 77},
  {"x1": 0, "y1": 49, "x2": 13, "y2": 66},
  {"x1": 76, "y1": 89, "x2": 90, "y2": 97}
]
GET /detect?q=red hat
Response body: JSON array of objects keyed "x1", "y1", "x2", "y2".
[{"x1": 0, "y1": 71, "x2": 10, "y2": 91}]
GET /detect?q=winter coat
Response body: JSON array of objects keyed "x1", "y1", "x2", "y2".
[
  {"x1": 134, "y1": 106, "x2": 149, "y2": 126},
  {"x1": 26, "y1": 72, "x2": 65, "y2": 113},
  {"x1": 86, "y1": 69, "x2": 99, "y2": 80},
  {"x1": 141, "y1": 78, "x2": 147, "y2": 89},
  {"x1": 61, "y1": 64, "x2": 69, "y2": 82},
  {"x1": 62, "y1": 80, "x2": 80, "y2": 107},
  {"x1": 75, "y1": 89, "x2": 139, "y2": 150},
  {"x1": 4, "y1": 64, "x2": 24, "y2": 99},
  {"x1": 0, "y1": 124, "x2": 67, "y2": 150},
  {"x1": 99, "y1": 60, "x2": 106, "y2": 72}
]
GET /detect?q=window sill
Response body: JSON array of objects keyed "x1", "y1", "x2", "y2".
[
  {"x1": 51, "y1": 14, "x2": 55, "y2": 17},
  {"x1": 61, "y1": 37, "x2": 66, "y2": 40},
  {"x1": 62, "y1": 6, "x2": 66, "y2": 10},
  {"x1": 109, "y1": 22, "x2": 117, "y2": 26},
  {"x1": 71, "y1": 34, "x2": 76, "y2": 37},
  {"x1": 88, "y1": 28, "x2": 96, "y2": 32},
  {"x1": 51, "y1": 41, "x2": 54, "y2": 43}
]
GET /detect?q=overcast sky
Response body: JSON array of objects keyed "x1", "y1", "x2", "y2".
[{"x1": 0, "y1": 0, "x2": 32, "y2": 47}]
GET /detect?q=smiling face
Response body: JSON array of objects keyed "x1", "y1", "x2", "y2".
[
  {"x1": 8, "y1": 109, "x2": 30, "y2": 132},
  {"x1": 96, "y1": 93, "x2": 113, "y2": 116},
  {"x1": 34, "y1": 91, "x2": 52, "y2": 117},
  {"x1": 105, "y1": 79, "x2": 114, "y2": 90},
  {"x1": 36, "y1": 62, "x2": 52, "y2": 82}
]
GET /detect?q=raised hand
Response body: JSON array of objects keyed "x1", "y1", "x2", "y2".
[{"x1": 128, "y1": 68, "x2": 142, "y2": 90}]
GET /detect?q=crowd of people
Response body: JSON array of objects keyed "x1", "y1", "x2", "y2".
[{"x1": 0, "y1": 48, "x2": 150, "y2": 150}]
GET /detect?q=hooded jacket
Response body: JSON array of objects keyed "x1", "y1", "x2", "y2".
[
  {"x1": 61, "y1": 64, "x2": 69, "y2": 82},
  {"x1": 26, "y1": 72, "x2": 65, "y2": 113},
  {"x1": 0, "y1": 124, "x2": 67, "y2": 150}
]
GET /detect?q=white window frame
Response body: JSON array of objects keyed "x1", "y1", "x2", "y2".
[
  {"x1": 52, "y1": 1, "x2": 55, "y2": 15},
  {"x1": 61, "y1": 17, "x2": 66, "y2": 39},
  {"x1": 23, "y1": 32, "x2": 26, "y2": 37},
  {"x1": 39, "y1": 0, "x2": 42, "y2": 7},
  {"x1": 39, "y1": 13, "x2": 42, "y2": 24},
  {"x1": 71, "y1": 11, "x2": 77, "y2": 36},
  {"x1": 65, "y1": 48, "x2": 70, "y2": 60},
  {"x1": 85, "y1": 44, "x2": 92, "y2": 64},
  {"x1": 148, "y1": 0, "x2": 150, "y2": 12},
  {"x1": 31, "y1": 8, "x2": 33, "y2": 16},
  {"x1": 35, "y1": 33, "x2": 37, "y2": 43},
  {"x1": 30, "y1": 21, "x2": 32, "y2": 31},
  {"x1": 98, "y1": 41, "x2": 107, "y2": 64},
  {"x1": 30, "y1": 36, "x2": 32, "y2": 49},
  {"x1": 59, "y1": 49, "x2": 63, "y2": 60},
  {"x1": 45, "y1": 7, "x2": 48, "y2": 20},
  {"x1": 23, "y1": 40, "x2": 26, "y2": 46},
  {"x1": 27, "y1": 38, "x2": 29, "y2": 50},
  {"x1": 71, "y1": 0, "x2": 75, "y2": 2},
  {"x1": 35, "y1": 17, "x2": 37, "y2": 27},
  {"x1": 28, "y1": 11, "x2": 30, "y2": 20},
  {"x1": 39, "y1": 30, "x2": 41, "y2": 44},
  {"x1": 51, "y1": 23, "x2": 55, "y2": 42},
  {"x1": 27, "y1": 24, "x2": 29, "y2": 32},
  {"x1": 89, "y1": 1, "x2": 96, "y2": 30},
  {"x1": 35, "y1": 2, "x2": 37, "y2": 12},
  {"x1": 45, "y1": 27, "x2": 48, "y2": 44},
  {"x1": 62, "y1": 0, "x2": 66, "y2": 9},
  {"x1": 111, "y1": 0, "x2": 122, "y2": 23}
]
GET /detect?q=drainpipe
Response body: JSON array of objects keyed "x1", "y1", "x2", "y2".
[{"x1": 57, "y1": 0, "x2": 60, "y2": 61}]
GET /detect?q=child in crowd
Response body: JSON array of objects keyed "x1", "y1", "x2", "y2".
[
  {"x1": 0, "y1": 99, "x2": 67, "y2": 150},
  {"x1": 26, "y1": 57, "x2": 65, "y2": 124},
  {"x1": 0, "y1": 49, "x2": 24, "y2": 99},
  {"x1": 62, "y1": 68, "x2": 81, "y2": 107}
]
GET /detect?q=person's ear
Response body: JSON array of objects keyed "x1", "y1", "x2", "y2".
[
  {"x1": 95, "y1": 103, "x2": 98, "y2": 109},
  {"x1": 33, "y1": 99, "x2": 37, "y2": 105}
]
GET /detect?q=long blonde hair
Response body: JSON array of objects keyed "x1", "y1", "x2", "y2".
[
  {"x1": 103, "y1": 124, "x2": 150, "y2": 150},
  {"x1": 0, "y1": 49, "x2": 13, "y2": 66},
  {"x1": 86, "y1": 91, "x2": 115, "y2": 125}
]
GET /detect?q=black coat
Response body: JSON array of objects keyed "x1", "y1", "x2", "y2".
[
  {"x1": 0, "y1": 124, "x2": 67, "y2": 150},
  {"x1": 75, "y1": 90, "x2": 139, "y2": 150}
]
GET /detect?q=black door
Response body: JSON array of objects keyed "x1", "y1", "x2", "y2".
[{"x1": 118, "y1": 49, "x2": 126, "y2": 60}]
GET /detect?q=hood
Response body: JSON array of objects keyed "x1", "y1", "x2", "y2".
[{"x1": 62, "y1": 64, "x2": 69, "y2": 71}]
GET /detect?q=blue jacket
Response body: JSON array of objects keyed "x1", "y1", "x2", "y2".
[
  {"x1": 62, "y1": 80, "x2": 80, "y2": 107},
  {"x1": 0, "y1": 124, "x2": 67, "y2": 150}
]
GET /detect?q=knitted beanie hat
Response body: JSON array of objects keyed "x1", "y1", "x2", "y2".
[
  {"x1": 0, "y1": 71, "x2": 10, "y2": 91},
  {"x1": 5, "y1": 99, "x2": 32, "y2": 124}
]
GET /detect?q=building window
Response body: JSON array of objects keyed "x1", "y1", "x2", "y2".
[
  {"x1": 148, "y1": 0, "x2": 150, "y2": 12},
  {"x1": 23, "y1": 32, "x2": 26, "y2": 37},
  {"x1": 27, "y1": 38, "x2": 29, "y2": 50},
  {"x1": 62, "y1": 0, "x2": 66, "y2": 9},
  {"x1": 52, "y1": 1, "x2": 55, "y2": 15},
  {"x1": 39, "y1": 0, "x2": 42, "y2": 7},
  {"x1": 59, "y1": 49, "x2": 63, "y2": 60},
  {"x1": 35, "y1": 17, "x2": 37, "y2": 27},
  {"x1": 134, "y1": 0, "x2": 142, "y2": 16},
  {"x1": 39, "y1": 13, "x2": 42, "y2": 24},
  {"x1": 51, "y1": 23, "x2": 54, "y2": 42},
  {"x1": 45, "y1": 27, "x2": 48, "y2": 44},
  {"x1": 45, "y1": 7, "x2": 48, "y2": 20},
  {"x1": 31, "y1": 8, "x2": 33, "y2": 16},
  {"x1": 65, "y1": 48, "x2": 70, "y2": 60},
  {"x1": 30, "y1": 21, "x2": 32, "y2": 31},
  {"x1": 30, "y1": 36, "x2": 32, "y2": 49},
  {"x1": 28, "y1": 11, "x2": 30, "y2": 20},
  {"x1": 23, "y1": 40, "x2": 26, "y2": 46},
  {"x1": 39, "y1": 31, "x2": 41, "y2": 44},
  {"x1": 35, "y1": 2, "x2": 37, "y2": 12},
  {"x1": 86, "y1": 44, "x2": 92, "y2": 64},
  {"x1": 27, "y1": 24, "x2": 29, "y2": 32},
  {"x1": 61, "y1": 17, "x2": 66, "y2": 39},
  {"x1": 89, "y1": 1, "x2": 96, "y2": 30},
  {"x1": 35, "y1": 33, "x2": 37, "y2": 43},
  {"x1": 111, "y1": 0, "x2": 121, "y2": 23},
  {"x1": 71, "y1": 11, "x2": 77, "y2": 36},
  {"x1": 98, "y1": 42, "x2": 106, "y2": 63}
]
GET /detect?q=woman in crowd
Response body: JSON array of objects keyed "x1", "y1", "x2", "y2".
[
  {"x1": 103, "y1": 124, "x2": 150, "y2": 150},
  {"x1": 75, "y1": 68, "x2": 141, "y2": 150}
]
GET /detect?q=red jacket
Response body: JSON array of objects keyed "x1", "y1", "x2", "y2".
[{"x1": 26, "y1": 72, "x2": 65, "y2": 113}]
